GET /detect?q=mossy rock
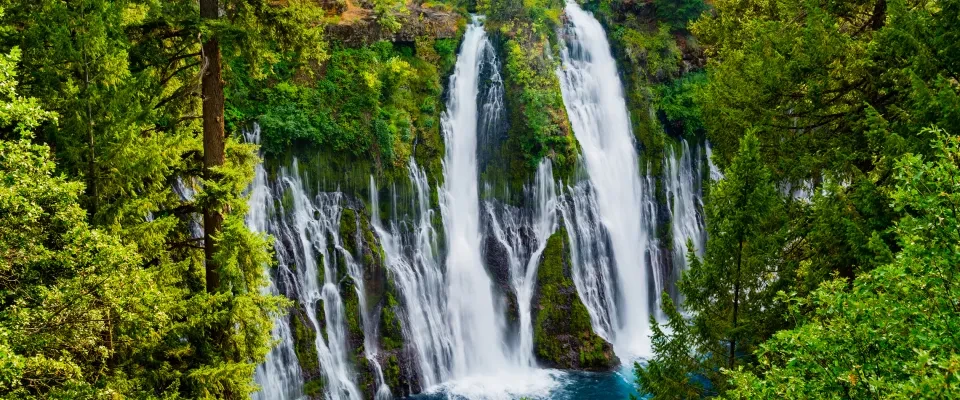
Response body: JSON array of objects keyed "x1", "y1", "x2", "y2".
[
  {"x1": 340, "y1": 277, "x2": 365, "y2": 340},
  {"x1": 532, "y1": 227, "x2": 619, "y2": 371},
  {"x1": 340, "y1": 208, "x2": 360, "y2": 256},
  {"x1": 290, "y1": 305, "x2": 321, "y2": 376},
  {"x1": 303, "y1": 376, "x2": 326, "y2": 398},
  {"x1": 380, "y1": 290, "x2": 404, "y2": 352}
]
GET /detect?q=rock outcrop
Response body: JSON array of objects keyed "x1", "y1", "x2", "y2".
[
  {"x1": 532, "y1": 227, "x2": 619, "y2": 371},
  {"x1": 326, "y1": 4, "x2": 462, "y2": 47}
]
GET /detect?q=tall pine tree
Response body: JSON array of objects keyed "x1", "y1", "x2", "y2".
[{"x1": 637, "y1": 131, "x2": 787, "y2": 397}]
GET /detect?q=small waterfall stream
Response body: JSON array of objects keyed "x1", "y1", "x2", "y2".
[
  {"x1": 246, "y1": 126, "x2": 305, "y2": 400},
  {"x1": 370, "y1": 161, "x2": 451, "y2": 388},
  {"x1": 664, "y1": 140, "x2": 707, "y2": 286},
  {"x1": 483, "y1": 160, "x2": 559, "y2": 367},
  {"x1": 273, "y1": 165, "x2": 363, "y2": 400}
]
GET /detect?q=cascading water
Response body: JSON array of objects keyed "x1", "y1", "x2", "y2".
[
  {"x1": 245, "y1": 126, "x2": 305, "y2": 400},
  {"x1": 558, "y1": 180, "x2": 618, "y2": 340},
  {"x1": 557, "y1": 0, "x2": 657, "y2": 358},
  {"x1": 438, "y1": 17, "x2": 513, "y2": 376},
  {"x1": 664, "y1": 140, "x2": 706, "y2": 282},
  {"x1": 483, "y1": 160, "x2": 558, "y2": 367},
  {"x1": 370, "y1": 162, "x2": 452, "y2": 389},
  {"x1": 274, "y1": 159, "x2": 362, "y2": 400}
]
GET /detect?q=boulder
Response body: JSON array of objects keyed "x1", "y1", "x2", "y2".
[{"x1": 532, "y1": 227, "x2": 619, "y2": 371}]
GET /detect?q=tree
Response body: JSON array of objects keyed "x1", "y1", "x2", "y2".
[
  {"x1": 0, "y1": 0, "x2": 320, "y2": 396},
  {"x1": 693, "y1": 0, "x2": 959, "y2": 284},
  {"x1": 201, "y1": 0, "x2": 227, "y2": 293},
  {"x1": 637, "y1": 131, "x2": 787, "y2": 397},
  {"x1": 725, "y1": 129, "x2": 960, "y2": 398},
  {"x1": 0, "y1": 46, "x2": 172, "y2": 398}
]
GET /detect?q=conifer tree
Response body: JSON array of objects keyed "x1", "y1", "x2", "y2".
[
  {"x1": 637, "y1": 131, "x2": 787, "y2": 397},
  {"x1": 726, "y1": 129, "x2": 960, "y2": 398}
]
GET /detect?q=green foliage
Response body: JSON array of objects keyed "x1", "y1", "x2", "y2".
[
  {"x1": 653, "y1": 0, "x2": 707, "y2": 31},
  {"x1": 636, "y1": 294, "x2": 708, "y2": 398},
  {"x1": 0, "y1": 0, "x2": 312, "y2": 396},
  {"x1": 616, "y1": 24, "x2": 682, "y2": 82},
  {"x1": 0, "y1": 47, "x2": 56, "y2": 135},
  {"x1": 668, "y1": 7, "x2": 960, "y2": 398},
  {"x1": 372, "y1": 0, "x2": 408, "y2": 33},
  {"x1": 0, "y1": 140, "x2": 163, "y2": 398},
  {"x1": 228, "y1": 40, "x2": 448, "y2": 180},
  {"x1": 500, "y1": 36, "x2": 576, "y2": 175},
  {"x1": 654, "y1": 72, "x2": 706, "y2": 137},
  {"x1": 726, "y1": 129, "x2": 960, "y2": 398},
  {"x1": 638, "y1": 132, "x2": 788, "y2": 396},
  {"x1": 694, "y1": 0, "x2": 959, "y2": 180},
  {"x1": 481, "y1": 0, "x2": 576, "y2": 184}
]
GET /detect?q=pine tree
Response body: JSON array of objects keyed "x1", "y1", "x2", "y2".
[
  {"x1": 637, "y1": 131, "x2": 787, "y2": 397},
  {"x1": 0, "y1": 1, "x2": 320, "y2": 397},
  {"x1": 726, "y1": 129, "x2": 960, "y2": 398}
]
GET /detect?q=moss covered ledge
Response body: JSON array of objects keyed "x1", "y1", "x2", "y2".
[{"x1": 532, "y1": 227, "x2": 619, "y2": 371}]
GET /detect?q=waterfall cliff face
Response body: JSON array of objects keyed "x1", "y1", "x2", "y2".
[
  {"x1": 556, "y1": 0, "x2": 658, "y2": 358},
  {"x1": 249, "y1": 8, "x2": 715, "y2": 398}
]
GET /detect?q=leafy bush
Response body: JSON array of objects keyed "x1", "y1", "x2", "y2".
[
  {"x1": 653, "y1": 0, "x2": 707, "y2": 31},
  {"x1": 227, "y1": 40, "x2": 446, "y2": 174}
]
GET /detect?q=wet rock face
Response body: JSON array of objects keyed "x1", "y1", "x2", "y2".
[
  {"x1": 532, "y1": 227, "x2": 619, "y2": 371},
  {"x1": 375, "y1": 346, "x2": 421, "y2": 397},
  {"x1": 325, "y1": 5, "x2": 461, "y2": 47},
  {"x1": 337, "y1": 203, "x2": 417, "y2": 398},
  {"x1": 482, "y1": 232, "x2": 512, "y2": 292}
]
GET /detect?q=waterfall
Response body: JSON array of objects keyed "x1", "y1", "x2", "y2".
[
  {"x1": 664, "y1": 140, "x2": 706, "y2": 285},
  {"x1": 245, "y1": 127, "x2": 306, "y2": 400},
  {"x1": 705, "y1": 142, "x2": 723, "y2": 182},
  {"x1": 370, "y1": 161, "x2": 452, "y2": 388},
  {"x1": 365, "y1": 17, "x2": 560, "y2": 399},
  {"x1": 557, "y1": 1, "x2": 657, "y2": 358},
  {"x1": 483, "y1": 160, "x2": 559, "y2": 367},
  {"x1": 438, "y1": 16, "x2": 513, "y2": 375}
]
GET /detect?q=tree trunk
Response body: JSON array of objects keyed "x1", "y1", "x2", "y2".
[
  {"x1": 730, "y1": 238, "x2": 743, "y2": 368},
  {"x1": 870, "y1": 0, "x2": 887, "y2": 30},
  {"x1": 201, "y1": 0, "x2": 225, "y2": 294}
]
